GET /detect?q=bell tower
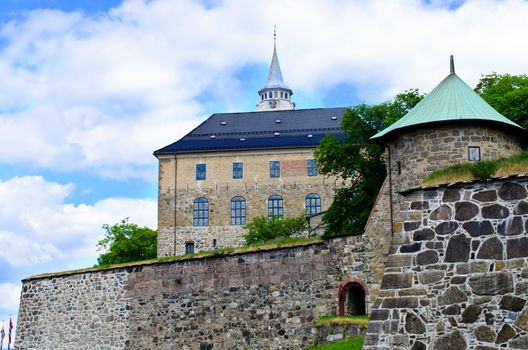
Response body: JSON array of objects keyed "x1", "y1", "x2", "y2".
[{"x1": 256, "y1": 28, "x2": 294, "y2": 112}]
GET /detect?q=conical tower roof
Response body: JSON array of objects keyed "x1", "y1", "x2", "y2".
[
  {"x1": 372, "y1": 57, "x2": 524, "y2": 140},
  {"x1": 259, "y1": 29, "x2": 291, "y2": 92}
]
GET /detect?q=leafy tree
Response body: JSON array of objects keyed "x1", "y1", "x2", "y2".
[
  {"x1": 314, "y1": 89, "x2": 424, "y2": 236},
  {"x1": 243, "y1": 215, "x2": 307, "y2": 244},
  {"x1": 475, "y1": 73, "x2": 528, "y2": 128},
  {"x1": 96, "y1": 218, "x2": 157, "y2": 266}
]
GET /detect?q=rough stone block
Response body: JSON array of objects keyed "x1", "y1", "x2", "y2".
[
  {"x1": 386, "y1": 255, "x2": 413, "y2": 267},
  {"x1": 400, "y1": 242, "x2": 421, "y2": 253},
  {"x1": 455, "y1": 201, "x2": 479, "y2": 221},
  {"x1": 404, "y1": 221, "x2": 422, "y2": 231},
  {"x1": 461, "y1": 304, "x2": 482, "y2": 323},
  {"x1": 411, "y1": 201, "x2": 429, "y2": 210},
  {"x1": 473, "y1": 190, "x2": 497, "y2": 202},
  {"x1": 496, "y1": 323, "x2": 516, "y2": 344},
  {"x1": 438, "y1": 286, "x2": 467, "y2": 306},
  {"x1": 509, "y1": 335, "x2": 528, "y2": 349},
  {"x1": 506, "y1": 237, "x2": 528, "y2": 259},
  {"x1": 482, "y1": 204, "x2": 510, "y2": 219},
  {"x1": 416, "y1": 250, "x2": 439, "y2": 265},
  {"x1": 514, "y1": 308, "x2": 528, "y2": 331},
  {"x1": 405, "y1": 312, "x2": 426, "y2": 334},
  {"x1": 477, "y1": 237, "x2": 503, "y2": 260},
  {"x1": 456, "y1": 261, "x2": 490, "y2": 274},
  {"x1": 432, "y1": 330, "x2": 467, "y2": 350},
  {"x1": 445, "y1": 234, "x2": 471, "y2": 262},
  {"x1": 500, "y1": 295, "x2": 526, "y2": 312},
  {"x1": 513, "y1": 200, "x2": 528, "y2": 215},
  {"x1": 443, "y1": 189, "x2": 461, "y2": 202},
  {"x1": 468, "y1": 272, "x2": 513, "y2": 295},
  {"x1": 430, "y1": 205, "x2": 452, "y2": 221},
  {"x1": 474, "y1": 325, "x2": 496, "y2": 342},
  {"x1": 418, "y1": 270, "x2": 445, "y2": 285},
  {"x1": 498, "y1": 216, "x2": 524, "y2": 236},
  {"x1": 435, "y1": 221, "x2": 458, "y2": 235},
  {"x1": 380, "y1": 273, "x2": 413, "y2": 290},
  {"x1": 413, "y1": 228, "x2": 435, "y2": 241},
  {"x1": 462, "y1": 220, "x2": 494, "y2": 237},
  {"x1": 498, "y1": 182, "x2": 527, "y2": 200},
  {"x1": 381, "y1": 297, "x2": 419, "y2": 309}
]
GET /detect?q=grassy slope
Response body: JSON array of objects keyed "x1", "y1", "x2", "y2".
[
  {"x1": 422, "y1": 149, "x2": 528, "y2": 186},
  {"x1": 305, "y1": 336, "x2": 364, "y2": 350},
  {"x1": 314, "y1": 315, "x2": 370, "y2": 328}
]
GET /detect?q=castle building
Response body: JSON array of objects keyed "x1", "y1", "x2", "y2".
[{"x1": 154, "y1": 38, "x2": 344, "y2": 257}]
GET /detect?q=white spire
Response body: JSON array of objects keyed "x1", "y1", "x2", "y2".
[{"x1": 256, "y1": 27, "x2": 294, "y2": 112}]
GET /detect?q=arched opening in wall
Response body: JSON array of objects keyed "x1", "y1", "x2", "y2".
[{"x1": 338, "y1": 282, "x2": 366, "y2": 316}]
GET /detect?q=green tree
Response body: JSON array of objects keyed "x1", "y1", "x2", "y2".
[
  {"x1": 96, "y1": 218, "x2": 157, "y2": 266},
  {"x1": 243, "y1": 215, "x2": 307, "y2": 244},
  {"x1": 314, "y1": 89, "x2": 424, "y2": 236},
  {"x1": 475, "y1": 73, "x2": 528, "y2": 128}
]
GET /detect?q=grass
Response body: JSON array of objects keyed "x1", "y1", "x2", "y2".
[
  {"x1": 314, "y1": 315, "x2": 370, "y2": 328},
  {"x1": 305, "y1": 336, "x2": 364, "y2": 350},
  {"x1": 422, "y1": 149, "x2": 528, "y2": 186},
  {"x1": 25, "y1": 236, "x2": 323, "y2": 281}
]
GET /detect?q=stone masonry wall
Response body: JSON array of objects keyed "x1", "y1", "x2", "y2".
[
  {"x1": 364, "y1": 177, "x2": 528, "y2": 350},
  {"x1": 17, "y1": 236, "x2": 372, "y2": 350}
]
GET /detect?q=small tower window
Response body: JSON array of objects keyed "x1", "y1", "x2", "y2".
[
  {"x1": 397, "y1": 161, "x2": 402, "y2": 175},
  {"x1": 280, "y1": 91, "x2": 284, "y2": 98},
  {"x1": 468, "y1": 146, "x2": 481, "y2": 161},
  {"x1": 285, "y1": 93, "x2": 288, "y2": 99},
  {"x1": 185, "y1": 242, "x2": 195, "y2": 254},
  {"x1": 274, "y1": 91, "x2": 277, "y2": 98}
]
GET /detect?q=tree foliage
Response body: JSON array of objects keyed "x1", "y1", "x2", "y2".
[
  {"x1": 475, "y1": 73, "x2": 528, "y2": 128},
  {"x1": 243, "y1": 215, "x2": 308, "y2": 244},
  {"x1": 314, "y1": 89, "x2": 424, "y2": 236},
  {"x1": 96, "y1": 218, "x2": 157, "y2": 266}
]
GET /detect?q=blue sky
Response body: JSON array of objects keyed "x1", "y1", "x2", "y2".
[{"x1": 1, "y1": 0, "x2": 528, "y2": 345}]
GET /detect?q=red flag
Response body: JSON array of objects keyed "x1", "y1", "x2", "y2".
[{"x1": 7, "y1": 318, "x2": 12, "y2": 350}]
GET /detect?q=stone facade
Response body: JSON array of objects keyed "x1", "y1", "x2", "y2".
[
  {"x1": 158, "y1": 148, "x2": 340, "y2": 256},
  {"x1": 364, "y1": 177, "x2": 528, "y2": 350},
  {"x1": 16, "y1": 236, "x2": 372, "y2": 350}
]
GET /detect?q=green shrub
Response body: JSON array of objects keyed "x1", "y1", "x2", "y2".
[
  {"x1": 471, "y1": 160, "x2": 497, "y2": 179},
  {"x1": 243, "y1": 215, "x2": 308, "y2": 244}
]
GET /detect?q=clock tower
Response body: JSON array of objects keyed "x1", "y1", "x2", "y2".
[{"x1": 256, "y1": 29, "x2": 294, "y2": 112}]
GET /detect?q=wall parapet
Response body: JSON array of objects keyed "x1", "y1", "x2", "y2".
[{"x1": 16, "y1": 235, "x2": 368, "y2": 350}]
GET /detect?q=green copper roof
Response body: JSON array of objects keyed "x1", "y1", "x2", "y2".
[{"x1": 372, "y1": 59, "x2": 524, "y2": 140}]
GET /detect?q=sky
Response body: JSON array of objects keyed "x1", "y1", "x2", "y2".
[{"x1": 0, "y1": 0, "x2": 527, "y2": 344}]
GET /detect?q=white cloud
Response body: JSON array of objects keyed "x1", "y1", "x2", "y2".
[
  {"x1": 0, "y1": 0, "x2": 527, "y2": 178},
  {"x1": 0, "y1": 176, "x2": 156, "y2": 267},
  {"x1": 0, "y1": 283, "x2": 21, "y2": 311}
]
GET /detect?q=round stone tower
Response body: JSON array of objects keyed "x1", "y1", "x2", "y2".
[
  {"x1": 372, "y1": 56, "x2": 525, "y2": 194},
  {"x1": 371, "y1": 56, "x2": 526, "y2": 228}
]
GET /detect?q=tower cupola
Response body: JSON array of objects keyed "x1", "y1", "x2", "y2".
[{"x1": 256, "y1": 28, "x2": 294, "y2": 111}]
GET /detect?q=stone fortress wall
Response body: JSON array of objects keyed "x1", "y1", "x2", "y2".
[
  {"x1": 364, "y1": 177, "x2": 528, "y2": 350},
  {"x1": 158, "y1": 148, "x2": 341, "y2": 256},
  {"x1": 16, "y1": 236, "x2": 377, "y2": 350}
]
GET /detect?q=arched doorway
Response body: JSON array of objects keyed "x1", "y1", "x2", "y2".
[{"x1": 338, "y1": 277, "x2": 368, "y2": 316}]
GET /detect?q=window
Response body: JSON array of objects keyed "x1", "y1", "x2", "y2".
[
  {"x1": 185, "y1": 242, "x2": 195, "y2": 254},
  {"x1": 285, "y1": 93, "x2": 288, "y2": 99},
  {"x1": 230, "y1": 196, "x2": 246, "y2": 225},
  {"x1": 307, "y1": 159, "x2": 318, "y2": 176},
  {"x1": 280, "y1": 91, "x2": 284, "y2": 98},
  {"x1": 268, "y1": 195, "x2": 283, "y2": 219},
  {"x1": 270, "y1": 161, "x2": 280, "y2": 178},
  {"x1": 213, "y1": 239, "x2": 217, "y2": 248},
  {"x1": 233, "y1": 162, "x2": 243, "y2": 179},
  {"x1": 397, "y1": 161, "x2": 402, "y2": 175},
  {"x1": 196, "y1": 163, "x2": 206, "y2": 181},
  {"x1": 468, "y1": 146, "x2": 481, "y2": 161},
  {"x1": 274, "y1": 91, "x2": 277, "y2": 98},
  {"x1": 305, "y1": 193, "x2": 321, "y2": 215},
  {"x1": 193, "y1": 197, "x2": 209, "y2": 226}
]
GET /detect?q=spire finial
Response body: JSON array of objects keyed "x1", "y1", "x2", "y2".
[
  {"x1": 273, "y1": 25, "x2": 277, "y2": 50},
  {"x1": 450, "y1": 55, "x2": 455, "y2": 74}
]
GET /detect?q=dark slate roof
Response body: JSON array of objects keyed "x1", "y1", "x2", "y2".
[{"x1": 154, "y1": 107, "x2": 345, "y2": 155}]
